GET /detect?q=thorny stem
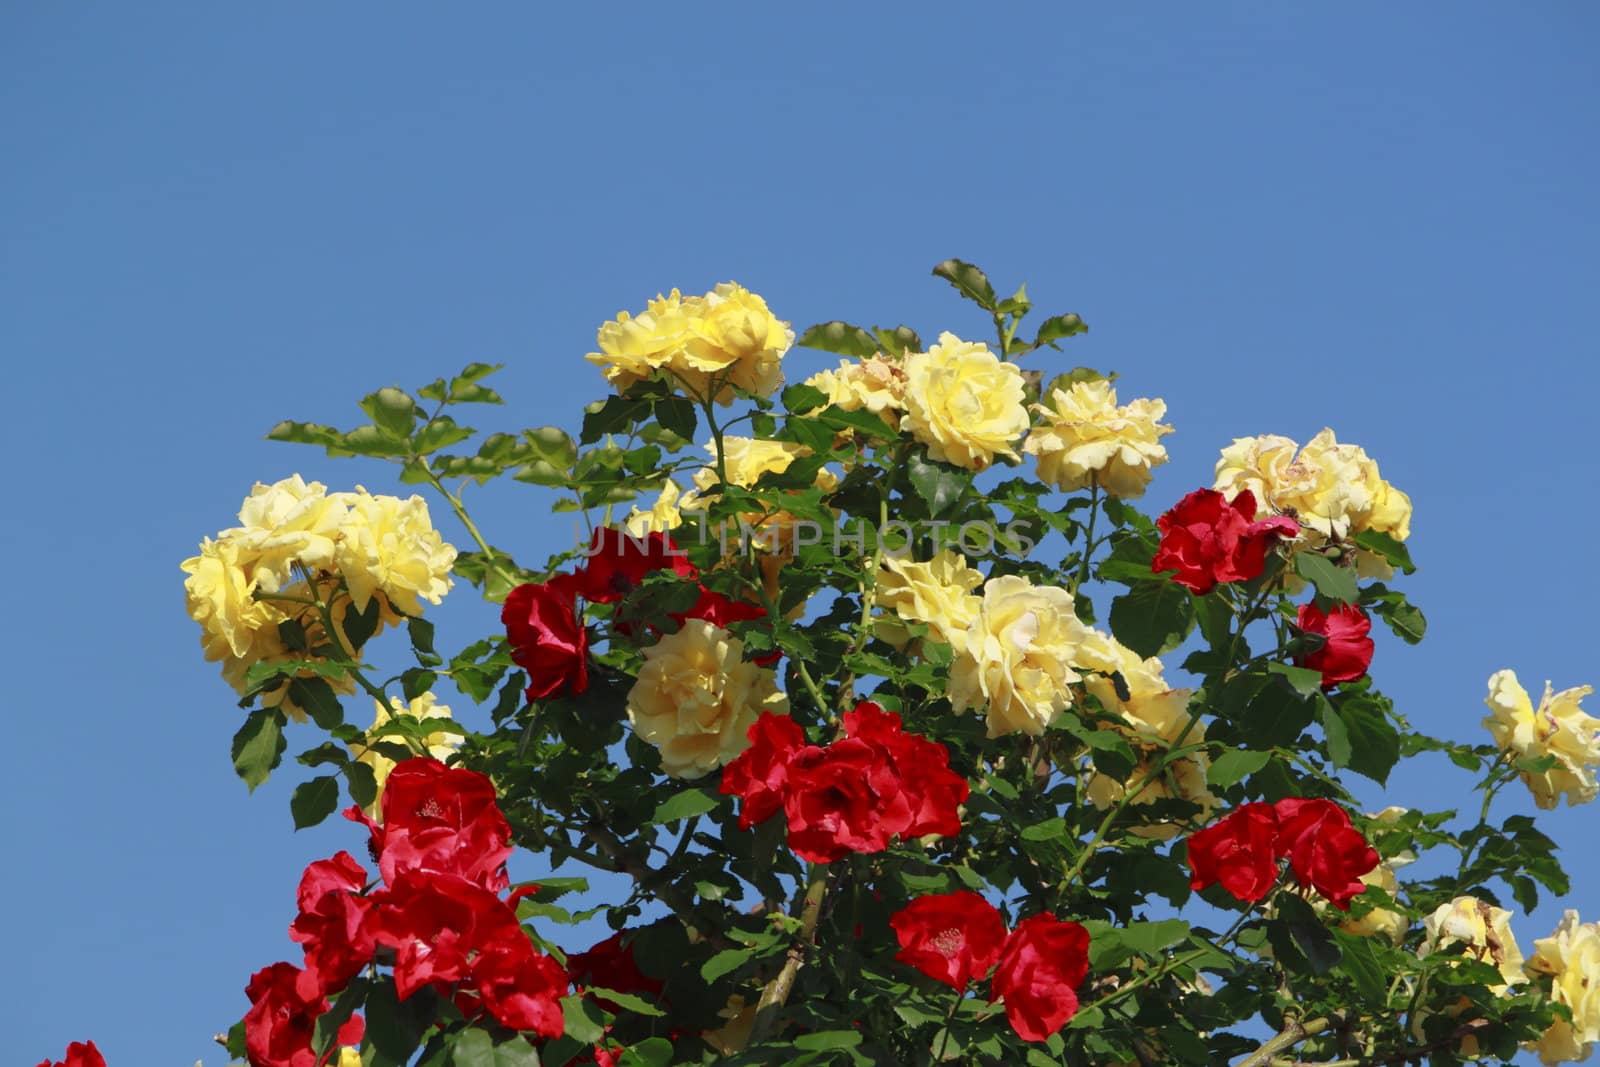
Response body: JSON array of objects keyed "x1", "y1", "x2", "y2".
[{"x1": 749, "y1": 863, "x2": 830, "y2": 1044}]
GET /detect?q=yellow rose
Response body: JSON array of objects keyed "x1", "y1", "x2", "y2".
[
  {"x1": 586, "y1": 289, "x2": 698, "y2": 394},
  {"x1": 902, "y1": 333, "x2": 1030, "y2": 471},
  {"x1": 351, "y1": 693, "x2": 461, "y2": 818},
  {"x1": 626, "y1": 619, "x2": 789, "y2": 778},
  {"x1": 230, "y1": 475, "x2": 347, "y2": 592},
  {"x1": 687, "y1": 436, "x2": 836, "y2": 561},
  {"x1": 212, "y1": 577, "x2": 363, "y2": 723},
  {"x1": 1215, "y1": 429, "x2": 1412, "y2": 547},
  {"x1": 1420, "y1": 895, "x2": 1525, "y2": 993},
  {"x1": 1483, "y1": 670, "x2": 1600, "y2": 809},
  {"x1": 1022, "y1": 379, "x2": 1172, "y2": 498},
  {"x1": 679, "y1": 282, "x2": 792, "y2": 400},
  {"x1": 948, "y1": 575, "x2": 1115, "y2": 737},
  {"x1": 624, "y1": 479, "x2": 686, "y2": 537},
  {"x1": 1525, "y1": 910, "x2": 1600, "y2": 1064},
  {"x1": 875, "y1": 550, "x2": 984, "y2": 649},
  {"x1": 802, "y1": 354, "x2": 907, "y2": 426},
  {"x1": 1083, "y1": 746, "x2": 1218, "y2": 840},
  {"x1": 181, "y1": 537, "x2": 280, "y2": 662},
  {"x1": 334, "y1": 489, "x2": 456, "y2": 618}
]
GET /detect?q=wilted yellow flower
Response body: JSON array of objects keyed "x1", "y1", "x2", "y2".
[
  {"x1": 1483, "y1": 670, "x2": 1600, "y2": 809},
  {"x1": 803, "y1": 354, "x2": 907, "y2": 425},
  {"x1": 875, "y1": 550, "x2": 984, "y2": 648},
  {"x1": 624, "y1": 479, "x2": 686, "y2": 537},
  {"x1": 1420, "y1": 895, "x2": 1525, "y2": 992},
  {"x1": 626, "y1": 619, "x2": 789, "y2": 778},
  {"x1": 948, "y1": 575, "x2": 1115, "y2": 737},
  {"x1": 1525, "y1": 910, "x2": 1600, "y2": 1064},
  {"x1": 586, "y1": 284, "x2": 791, "y2": 404},
  {"x1": 1023, "y1": 380, "x2": 1172, "y2": 498},
  {"x1": 902, "y1": 333, "x2": 1030, "y2": 471},
  {"x1": 1214, "y1": 429, "x2": 1412, "y2": 546},
  {"x1": 351, "y1": 693, "x2": 461, "y2": 818},
  {"x1": 335, "y1": 489, "x2": 456, "y2": 618}
]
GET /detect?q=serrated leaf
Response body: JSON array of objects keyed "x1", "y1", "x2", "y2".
[
  {"x1": 873, "y1": 324, "x2": 922, "y2": 356},
  {"x1": 1207, "y1": 749, "x2": 1273, "y2": 790},
  {"x1": 1034, "y1": 314, "x2": 1089, "y2": 348},
  {"x1": 1332, "y1": 931, "x2": 1388, "y2": 1000},
  {"x1": 1117, "y1": 919, "x2": 1190, "y2": 956},
  {"x1": 653, "y1": 395, "x2": 697, "y2": 440},
  {"x1": 561, "y1": 995, "x2": 607, "y2": 1045},
  {"x1": 1108, "y1": 582, "x2": 1194, "y2": 657},
  {"x1": 1321, "y1": 701, "x2": 1352, "y2": 769},
  {"x1": 363, "y1": 387, "x2": 418, "y2": 437},
  {"x1": 266, "y1": 420, "x2": 346, "y2": 450},
  {"x1": 1354, "y1": 529, "x2": 1415, "y2": 575},
  {"x1": 932, "y1": 258, "x2": 997, "y2": 311},
  {"x1": 701, "y1": 947, "x2": 754, "y2": 983},
  {"x1": 906, "y1": 451, "x2": 973, "y2": 519},
  {"x1": 650, "y1": 788, "x2": 721, "y2": 825},
  {"x1": 1294, "y1": 552, "x2": 1358, "y2": 604},
  {"x1": 414, "y1": 415, "x2": 475, "y2": 454},
  {"x1": 782, "y1": 383, "x2": 827, "y2": 413},
  {"x1": 232, "y1": 709, "x2": 286, "y2": 791},
  {"x1": 590, "y1": 987, "x2": 666, "y2": 1017},
  {"x1": 291, "y1": 775, "x2": 341, "y2": 829},
  {"x1": 1020, "y1": 817, "x2": 1065, "y2": 842},
  {"x1": 1269, "y1": 661, "x2": 1326, "y2": 699},
  {"x1": 341, "y1": 424, "x2": 410, "y2": 458},
  {"x1": 288, "y1": 676, "x2": 344, "y2": 730},
  {"x1": 797, "y1": 320, "x2": 878, "y2": 359},
  {"x1": 1336, "y1": 696, "x2": 1401, "y2": 785},
  {"x1": 453, "y1": 1028, "x2": 541, "y2": 1067}
]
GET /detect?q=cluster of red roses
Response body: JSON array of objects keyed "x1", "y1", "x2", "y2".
[
  {"x1": 242, "y1": 758, "x2": 568, "y2": 1067},
  {"x1": 890, "y1": 891, "x2": 1090, "y2": 1043},
  {"x1": 33, "y1": 1040, "x2": 104, "y2": 1067},
  {"x1": 503, "y1": 529, "x2": 776, "y2": 702},
  {"x1": 719, "y1": 702, "x2": 968, "y2": 864},
  {"x1": 1151, "y1": 488, "x2": 1375, "y2": 688},
  {"x1": 1186, "y1": 797, "x2": 1380, "y2": 909}
]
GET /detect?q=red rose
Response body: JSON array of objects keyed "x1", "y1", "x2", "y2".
[
  {"x1": 566, "y1": 929, "x2": 667, "y2": 1013},
  {"x1": 890, "y1": 891, "x2": 1006, "y2": 990},
  {"x1": 574, "y1": 528, "x2": 696, "y2": 604},
  {"x1": 844, "y1": 702, "x2": 968, "y2": 839},
  {"x1": 345, "y1": 758, "x2": 513, "y2": 892},
  {"x1": 287, "y1": 851, "x2": 377, "y2": 996},
  {"x1": 34, "y1": 1041, "x2": 105, "y2": 1067},
  {"x1": 1295, "y1": 602, "x2": 1375, "y2": 688},
  {"x1": 1152, "y1": 488, "x2": 1299, "y2": 594},
  {"x1": 783, "y1": 737, "x2": 897, "y2": 862},
  {"x1": 503, "y1": 579, "x2": 590, "y2": 701},
  {"x1": 1185, "y1": 802, "x2": 1282, "y2": 903},
  {"x1": 472, "y1": 939, "x2": 569, "y2": 1036},
  {"x1": 719, "y1": 712, "x2": 807, "y2": 829},
  {"x1": 374, "y1": 870, "x2": 526, "y2": 999},
  {"x1": 243, "y1": 962, "x2": 363, "y2": 1067},
  {"x1": 1273, "y1": 798, "x2": 1380, "y2": 910},
  {"x1": 989, "y1": 913, "x2": 1091, "y2": 1042}
]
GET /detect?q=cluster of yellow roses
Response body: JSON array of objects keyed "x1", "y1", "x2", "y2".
[
  {"x1": 1419, "y1": 897, "x2": 1600, "y2": 1064},
  {"x1": 1482, "y1": 669, "x2": 1600, "y2": 809},
  {"x1": 181, "y1": 475, "x2": 456, "y2": 720},
  {"x1": 877, "y1": 551, "x2": 1216, "y2": 835}
]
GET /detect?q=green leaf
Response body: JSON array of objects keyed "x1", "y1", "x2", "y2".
[
  {"x1": 561, "y1": 995, "x2": 607, "y2": 1046},
  {"x1": 1268, "y1": 662, "x2": 1326, "y2": 699},
  {"x1": 932, "y1": 258, "x2": 998, "y2": 311},
  {"x1": 340, "y1": 595, "x2": 383, "y2": 651},
  {"x1": 1020, "y1": 817, "x2": 1066, "y2": 842},
  {"x1": 1332, "y1": 931, "x2": 1388, "y2": 1000},
  {"x1": 653, "y1": 395, "x2": 697, "y2": 440},
  {"x1": 796, "y1": 320, "x2": 878, "y2": 359},
  {"x1": 288, "y1": 676, "x2": 344, "y2": 730},
  {"x1": 1321, "y1": 701, "x2": 1352, "y2": 769},
  {"x1": 1269, "y1": 896, "x2": 1342, "y2": 976},
  {"x1": 346, "y1": 760, "x2": 378, "y2": 810},
  {"x1": 453, "y1": 1028, "x2": 541, "y2": 1067},
  {"x1": 1336, "y1": 696, "x2": 1401, "y2": 786},
  {"x1": 407, "y1": 617, "x2": 437, "y2": 656},
  {"x1": 650, "y1": 787, "x2": 720, "y2": 825},
  {"x1": 906, "y1": 451, "x2": 973, "y2": 519},
  {"x1": 340, "y1": 424, "x2": 410, "y2": 458},
  {"x1": 1294, "y1": 552, "x2": 1358, "y2": 604},
  {"x1": 1117, "y1": 919, "x2": 1190, "y2": 956},
  {"x1": 1354, "y1": 529, "x2": 1415, "y2": 575},
  {"x1": 701, "y1": 946, "x2": 754, "y2": 983},
  {"x1": 1108, "y1": 582, "x2": 1195, "y2": 657},
  {"x1": 1207, "y1": 749, "x2": 1273, "y2": 790},
  {"x1": 782, "y1": 383, "x2": 827, "y2": 413},
  {"x1": 364, "y1": 980, "x2": 434, "y2": 1066},
  {"x1": 588, "y1": 987, "x2": 665, "y2": 1016},
  {"x1": 618, "y1": 1038, "x2": 674, "y2": 1067},
  {"x1": 266, "y1": 419, "x2": 346, "y2": 450},
  {"x1": 361, "y1": 387, "x2": 418, "y2": 437},
  {"x1": 1033, "y1": 314, "x2": 1089, "y2": 348},
  {"x1": 291, "y1": 775, "x2": 341, "y2": 829},
  {"x1": 873, "y1": 324, "x2": 922, "y2": 356},
  {"x1": 231, "y1": 709, "x2": 286, "y2": 792},
  {"x1": 794, "y1": 1030, "x2": 863, "y2": 1051}
]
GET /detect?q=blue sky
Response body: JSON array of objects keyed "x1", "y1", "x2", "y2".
[{"x1": 4, "y1": 4, "x2": 1597, "y2": 1064}]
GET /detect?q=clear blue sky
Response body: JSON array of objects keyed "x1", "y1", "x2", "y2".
[{"x1": 4, "y1": 4, "x2": 1597, "y2": 1064}]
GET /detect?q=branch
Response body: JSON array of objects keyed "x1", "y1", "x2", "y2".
[
  {"x1": 1237, "y1": 1015, "x2": 1342, "y2": 1067},
  {"x1": 748, "y1": 864, "x2": 831, "y2": 1044}
]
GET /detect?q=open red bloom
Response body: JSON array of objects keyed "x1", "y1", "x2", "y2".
[
  {"x1": 990, "y1": 913, "x2": 1091, "y2": 1042},
  {"x1": 783, "y1": 737, "x2": 895, "y2": 863},
  {"x1": 890, "y1": 891, "x2": 1006, "y2": 990},
  {"x1": 287, "y1": 851, "x2": 377, "y2": 997},
  {"x1": 1295, "y1": 602, "x2": 1375, "y2": 688},
  {"x1": 1152, "y1": 488, "x2": 1299, "y2": 594},
  {"x1": 1273, "y1": 798, "x2": 1380, "y2": 909},
  {"x1": 346, "y1": 757, "x2": 513, "y2": 892},
  {"x1": 844, "y1": 703, "x2": 968, "y2": 839},
  {"x1": 574, "y1": 528, "x2": 696, "y2": 604},
  {"x1": 243, "y1": 962, "x2": 363, "y2": 1067},
  {"x1": 374, "y1": 870, "x2": 526, "y2": 999},
  {"x1": 1186, "y1": 802, "x2": 1282, "y2": 903},
  {"x1": 472, "y1": 939, "x2": 569, "y2": 1036},
  {"x1": 719, "y1": 712, "x2": 807, "y2": 829},
  {"x1": 503, "y1": 579, "x2": 590, "y2": 701},
  {"x1": 34, "y1": 1040, "x2": 105, "y2": 1067}
]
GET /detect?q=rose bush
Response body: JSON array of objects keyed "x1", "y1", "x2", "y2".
[{"x1": 38, "y1": 260, "x2": 1599, "y2": 1065}]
